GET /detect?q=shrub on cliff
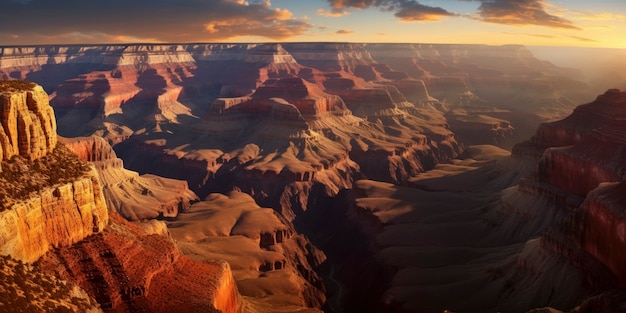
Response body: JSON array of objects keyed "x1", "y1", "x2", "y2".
[
  {"x1": 0, "y1": 80, "x2": 36, "y2": 93},
  {"x1": 0, "y1": 255, "x2": 100, "y2": 312}
]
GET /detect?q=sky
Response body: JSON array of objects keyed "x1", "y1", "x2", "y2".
[{"x1": 0, "y1": 0, "x2": 624, "y2": 48}]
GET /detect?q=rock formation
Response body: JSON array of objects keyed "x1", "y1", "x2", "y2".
[
  {"x1": 0, "y1": 81, "x2": 247, "y2": 313},
  {"x1": 0, "y1": 44, "x2": 611, "y2": 312},
  {"x1": 0, "y1": 82, "x2": 108, "y2": 264},
  {"x1": 61, "y1": 136, "x2": 198, "y2": 220},
  {"x1": 0, "y1": 43, "x2": 595, "y2": 150},
  {"x1": 0, "y1": 81, "x2": 57, "y2": 167},
  {"x1": 167, "y1": 191, "x2": 326, "y2": 312},
  {"x1": 311, "y1": 90, "x2": 626, "y2": 312},
  {"x1": 37, "y1": 213, "x2": 243, "y2": 313},
  {"x1": 517, "y1": 89, "x2": 626, "y2": 287}
]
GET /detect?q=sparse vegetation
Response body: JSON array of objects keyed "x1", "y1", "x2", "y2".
[
  {"x1": 0, "y1": 80, "x2": 36, "y2": 93},
  {"x1": 0, "y1": 255, "x2": 100, "y2": 312},
  {"x1": 0, "y1": 143, "x2": 91, "y2": 211}
]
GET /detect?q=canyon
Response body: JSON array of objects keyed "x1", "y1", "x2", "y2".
[{"x1": 0, "y1": 43, "x2": 624, "y2": 313}]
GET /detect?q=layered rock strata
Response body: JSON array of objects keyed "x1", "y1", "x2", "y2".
[
  {"x1": 520, "y1": 89, "x2": 626, "y2": 287},
  {"x1": 0, "y1": 43, "x2": 593, "y2": 149},
  {"x1": 0, "y1": 165, "x2": 108, "y2": 264},
  {"x1": 61, "y1": 136, "x2": 198, "y2": 220},
  {"x1": 37, "y1": 213, "x2": 243, "y2": 313},
  {"x1": 321, "y1": 90, "x2": 626, "y2": 312}
]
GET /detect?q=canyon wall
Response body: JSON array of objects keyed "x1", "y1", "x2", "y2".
[
  {"x1": 0, "y1": 82, "x2": 108, "y2": 264},
  {"x1": 316, "y1": 90, "x2": 626, "y2": 312},
  {"x1": 0, "y1": 43, "x2": 594, "y2": 152},
  {"x1": 0, "y1": 167, "x2": 108, "y2": 264},
  {"x1": 523, "y1": 89, "x2": 626, "y2": 287},
  {"x1": 0, "y1": 82, "x2": 247, "y2": 313}
]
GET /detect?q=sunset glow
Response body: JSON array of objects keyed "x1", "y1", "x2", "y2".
[{"x1": 0, "y1": 0, "x2": 624, "y2": 48}]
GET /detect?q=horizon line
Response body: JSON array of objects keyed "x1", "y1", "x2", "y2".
[{"x1": 0, "y1": 41, "x2": 624, "y2": 50}]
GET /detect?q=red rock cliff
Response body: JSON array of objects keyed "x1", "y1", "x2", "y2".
[{"x1": 511, "y1": 89, "x2": 626, "y2": 288}]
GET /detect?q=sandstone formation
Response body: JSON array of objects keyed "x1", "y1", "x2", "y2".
[
  {"x1": 0, "y1": 165, "x2": 108, "y2": 264},
  {"x1": 0, "y1": 81, "x2": 248, "y2": 313},
  {"x1": 60, "y1": 136, "x2": 198, "y2": 220},
  {"x1": 0, "y1": 82, "x2": 108, "y2": 264},
  {"x1": 0, "y1": 81, "x2": 57, "y2": 168},
  {"x1": 37, "y1": 213, "x2": 243, "y2": 313}
]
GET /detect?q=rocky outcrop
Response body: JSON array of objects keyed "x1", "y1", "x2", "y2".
[
  {"x1": 244, "y1": 77, "x2": 351, "y2": 117},
  {"x1": 0, "y1": 82, "x2": 108, "y2": 264},
  {"x1": 0, "y1": 82, "x2": 57, "y2": 167},
  {"x1": 0, "y1": 166, "x2": 108, "y2": 264},
  {"x1": 60, "y1": 136, "x2": 198, "y2": 220},
  {"x1": 0, "y1": 81, "x2": 249, "y2": 312},
  {"x1": 37, "y1": 213, "x2": 243, "y2": 313}
]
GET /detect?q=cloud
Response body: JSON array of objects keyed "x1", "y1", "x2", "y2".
[
  {"x1": 0, "y1": 0, "x2": 312, "y2": 44},
  {"x1": 502, "y1": 32, "x2": 554, "y2": 38},
  {"x1": 395, "y1": 2, "x2": 458, "y2": 21},
  {"x1": 569, "y1": 35, "x2": 597, "y2": 43},
  {"x1": 317, "y1": 8, "x2": 351, "y2": 17},
  {"x1": 528, "y1": 33, "x2": 554, "y2": 38},
  {"x1": 335, "y1": 29, "x2": 355, "y2": 35},
  {"x1": 501, "y1": 31, "x2": 598, "y2": 43},
  {"x1": 472, "y1": 0, "x2": 580, "y2": 29},
  {"x1": 324, "y1": 0, "x2": 581, "y2": 27},
  {"x1": 325, "y1": 0, "x2": 456, "y2": 21}
]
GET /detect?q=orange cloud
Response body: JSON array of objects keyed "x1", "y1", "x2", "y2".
[
  {"x1": 336, "y1": 29, "x2": 355, "y2": 35},
  {"x1": 317, "y1": 8, "x2": 351, "y2": 17},
  {"x1": 0, "y1": 0, "x2": 312, "y2": 44}
]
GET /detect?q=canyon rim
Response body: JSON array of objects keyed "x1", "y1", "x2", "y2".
[{"x1": 0, "y1": 38, "x2": 625, "y2": 313}]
